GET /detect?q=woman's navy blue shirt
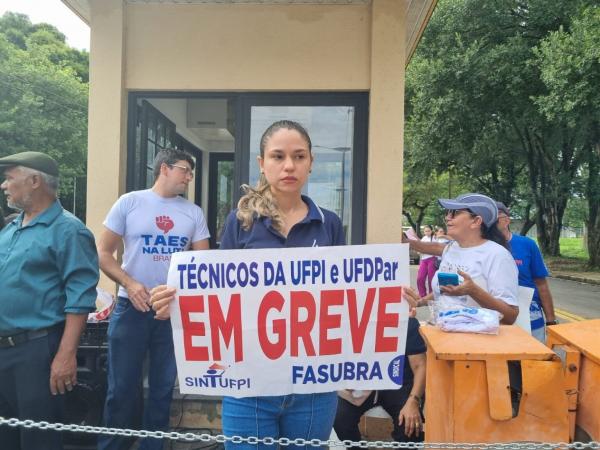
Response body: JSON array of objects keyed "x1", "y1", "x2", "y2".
[{"x1": 219, "y1": 195, "x2": 346, "y2": 250}]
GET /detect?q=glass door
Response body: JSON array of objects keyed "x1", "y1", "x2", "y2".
[
  {"x1": 238, "y1": 93, "x2": 368, "y2": 244},
  {"x1": 208, "y1": 153, "x2": 235, "y2": 248}
]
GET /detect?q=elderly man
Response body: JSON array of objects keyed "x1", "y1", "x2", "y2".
[{"x1": 0, "y1": 151, "x2": 99, "y2": 450}]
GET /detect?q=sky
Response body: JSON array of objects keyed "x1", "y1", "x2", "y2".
[{"x1": 0, "y1": 0, "x2": 90, "y2": 50}]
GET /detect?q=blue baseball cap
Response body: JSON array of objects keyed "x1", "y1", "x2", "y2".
[{"x1": 438, "y1": 193, "x2": 498, "y2": 227}]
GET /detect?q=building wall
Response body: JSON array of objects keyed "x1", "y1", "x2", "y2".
[
  {"x1": 86, "y1": 0, "x2": 406, "y2": 278},
  {"x1": 87, "y1": 0, "x2": 127, "y2": 241},
  {"x1": 367, "y1": 0, "x2": 405, "y2": 243},
  {"x1": 125, "y1": 3, "x2": 371, "y2": 91}
]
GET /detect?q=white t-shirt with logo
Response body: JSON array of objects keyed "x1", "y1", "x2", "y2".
[
  {"x1": 431, "y1": 240, "x2": 518, "y2": 307},
  {"x1": 104, "y1": 189, "x2": 210, "y2": 299}
]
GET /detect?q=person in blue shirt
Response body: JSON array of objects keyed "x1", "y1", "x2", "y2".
[
  {"x1": 0, "y1": 151, "x2": 99, "y2": 450},
  {"x1": 151, "y1": 120, "x2": 345, "y2": 449},
  {"x1": 495, "y1": 202, "x2": 557, "y2": 341}
]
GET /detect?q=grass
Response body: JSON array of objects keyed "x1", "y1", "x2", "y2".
[
  {"x1": 535, "y1": 238, "x2": 598, "y2": 273},
  {"x1": 559, "y1": 237, "x2": 589, "y2": 259}
]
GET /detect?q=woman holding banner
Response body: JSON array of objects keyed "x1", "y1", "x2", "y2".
[{"x1": 151, "y1": 120, "x2": 347, "y2": 449}]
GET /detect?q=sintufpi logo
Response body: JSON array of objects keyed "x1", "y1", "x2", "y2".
[{"x1": 184, "y1": 362, "x2": 251, "y2": 391}]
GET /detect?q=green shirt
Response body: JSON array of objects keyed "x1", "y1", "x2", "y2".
[{"x1": 0, "y1": 200, "x2": 99, "y2": 334}]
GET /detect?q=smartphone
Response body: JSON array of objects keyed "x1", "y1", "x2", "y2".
[{"x1": 438, "y1": 272, "x2": 460, "y2": 286}]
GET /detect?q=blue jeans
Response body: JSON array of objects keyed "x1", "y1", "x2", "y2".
[
  {"x1": 222, "y1": 392, "x2": 338, "y2": 450},
  {"x1": 98, "y1": 297, "x2": 177, "y2": 450}
]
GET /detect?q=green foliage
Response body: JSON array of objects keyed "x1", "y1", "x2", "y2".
[
  {"x1": 0, "y1": 12, "x2": 88, "y2": 82},
  {"x1": 563, "y1": 197, "x2": 588, "y2": 229},
  {"x1": 532, "y1": 5, "x2": 600, "y2": 266},
  {"x1": 0, "y1": 12, "x2": 89, "y2": 219},
  {"x1": 558, "y1": 237, "x2": 589, "y2": 260},
  {"x1": 405, "y1": 0, "x2": 599, "y2": 261}
]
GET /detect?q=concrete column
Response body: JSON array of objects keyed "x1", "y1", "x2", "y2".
[
  {"x1": 86, "y1": 0, "x2": 126, "y2": 237},
  {"x1": 367, "y1": 0, "x2": 406, "y2": 243},
  {"x1": 86, "y1": 0, "x2": 126, "y2": 292}
]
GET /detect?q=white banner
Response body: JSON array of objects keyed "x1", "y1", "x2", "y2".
[{"x1": 167, "y1": 244, "x2": 411, "y2": 398}]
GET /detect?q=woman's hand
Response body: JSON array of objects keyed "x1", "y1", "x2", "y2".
[
  {"x1": 439, "y1": 270, "x2": 476, "y2": 297},
  {"x1": 402, "y1": 286, "x2": 419, "y2": 316},
  {"x1": 150, "y1": 285, "x2": 177, "y2": 320},
  {"x1": 398, "y1": 397, "x2": 422, "y2": 437},
  {"x1": 439, "y1": 271, "x2": 518, "y2": 323}
]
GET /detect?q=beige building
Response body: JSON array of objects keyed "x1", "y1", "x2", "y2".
[
  {"x1": 63, "y1": 0, "x2": 435, "y2": 249},
  {"x1": 59, "y1": 0, "x2": 435, "y2": 435}
]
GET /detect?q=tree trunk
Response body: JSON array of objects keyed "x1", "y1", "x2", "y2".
[
  {"x1": 403, "y1": 211, "x2": 418, "y2": 234},
  {"x1": 536, "y1": 199, "x2": 566, "y2": 256},
  {"x1": 586, "y1": 141, "x2": 600, "y2": 267},
  {"x1": 523, "y1": 126, "x2": 575, "y2": 257},
  {"x1": 403, "y1": 206, "x2": 427, "y2": 238},
  {"x1": 519, "y1": 204, "x2": 536, "y2": 236}
]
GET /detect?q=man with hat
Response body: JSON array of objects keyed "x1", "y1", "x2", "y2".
[
  {"x1": 496, "y1": 201, "x2": 557, "y2": 341},
  {"x1": 0, "y1": 151, "x2": 99, "y2": 449}
]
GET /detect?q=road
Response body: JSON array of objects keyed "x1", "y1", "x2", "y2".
[
  {"x1": 409, "y1": 266, "x2": 600, "y2": 323},
  {"x1": 548, "y1": 277, "x2": 600, "y2": 322}
]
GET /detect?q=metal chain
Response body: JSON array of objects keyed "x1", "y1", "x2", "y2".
[{"x1": 1, "y1": 416, "x2": 599, "y2": 449}]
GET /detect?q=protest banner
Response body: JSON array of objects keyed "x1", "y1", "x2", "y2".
[{"x1": 167, "y1": 243, "x2": 411, "y2": 398}]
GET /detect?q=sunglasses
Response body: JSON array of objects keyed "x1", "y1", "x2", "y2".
[{"x1": 445, "y1": 209, "x2": 478, "y2": 219}]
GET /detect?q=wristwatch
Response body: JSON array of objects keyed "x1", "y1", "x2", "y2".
[{"x1": 546, "y1": 319, "x2": 559, "y2": 326}]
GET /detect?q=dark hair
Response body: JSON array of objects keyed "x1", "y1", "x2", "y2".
[
  {"x1": 259, "y1": 120, "x2": 312, "y2": 157},
  {"x1": 237, "y1": 120, "x2": 312, "y2": 231},
  {"x1": 481, "y1": 221, "x2": 510, "y2": 250},
  {"x1": 153, "y1": 148, "x2": 195, "y2": 180},
  {"x1": 424, "y1": 224, "x2": 434, "y2": 241}
]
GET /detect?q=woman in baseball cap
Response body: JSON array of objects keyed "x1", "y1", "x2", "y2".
[{"x1": 427, "y1": 193, "x2": 520, "y2": 324}]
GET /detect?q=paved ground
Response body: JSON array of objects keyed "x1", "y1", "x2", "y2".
[
  {"x1": 552, "y1": 269, "x2": 600, "y2": 287},
  {"x1": 548, "y1": 276, "x2": 600, "y2": 321}
]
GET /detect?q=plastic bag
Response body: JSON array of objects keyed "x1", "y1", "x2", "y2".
[
  {"x1": 87, "y1": 287, "x2": 115, "y2": 322},
  {"x1": 435, "y1": 303, "x2": 501, "y2": 335}
]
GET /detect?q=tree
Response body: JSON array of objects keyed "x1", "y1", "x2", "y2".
[
  {"x1": 0, "y1": 12, "x2": 88, "y2": 82},
  {"x1": 0, "y1": 12, "x2": 89, "y2": 219},
  {"x1": 405, "y1": 0, "x2": 594, "y2": 256},
  {"x1": 533, "y1": 5, "x2": 600, "y2": 266}
]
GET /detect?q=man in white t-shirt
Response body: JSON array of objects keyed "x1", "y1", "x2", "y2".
[{"x1": 97, "y1": 148, "x2": 210, "y2": 450}]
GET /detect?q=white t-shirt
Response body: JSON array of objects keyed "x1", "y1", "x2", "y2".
[
  {"x1": 104, "y1": 189, "x2": 210, "y2": 298},
  {"x1": 419, "y1": 235, "x2": 436, "y2": 260},
  {"x1": 431, "y1": 240, "x2": 518, "y2": 307}
]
